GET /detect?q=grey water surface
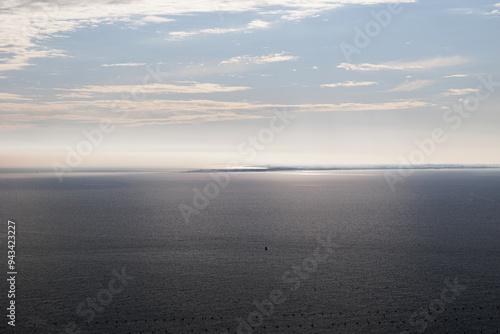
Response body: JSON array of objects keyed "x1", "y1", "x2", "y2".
[{"x1": 0, "y1": 170, "x2": 499, "y2": 333}]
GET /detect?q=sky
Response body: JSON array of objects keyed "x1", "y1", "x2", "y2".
[{"x1": 1, "y1": 0, "x2": 499, "y2": 170}]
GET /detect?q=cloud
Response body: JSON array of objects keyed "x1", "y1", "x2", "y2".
[
  {"x1": 56, "y1": 92, "x2": 95, "y2": 99},
  {"x1": 167, "y1": 19, "x2": 271, "y2": 41},
  {"x1": 280, "y1": 4, "x2": 342, "y2": 21},
  {"x1": 220, "y1": 52, "x2": 298, "y2": 65},
  {"x1": 452, "y1": 5, "x2": 500, "y2": 15},
  {"x1": 59, "y1": 82, "x2": 251, "y2": 95},
  {"x1": 246, "y1": 19, "x2": 270, "y2": 29},
  {"x1": 443, "y1": 74, "x2": 468, "y2": 78},
  {"x1": 135, "y1": 15, "x2": 174, "y2": 25},
  {"x1": 167, "y1": 27, "x2": 242, "y2": 40},
  {"x1": 0, "y1": 96, "x2": 430, "y2": 130},
  {"x1": 0, "y1": 49, "x2": 69, "y2": 72},
  {"x1": 338, "y1": 56, "x2": 468, "y2": 71},
  {"x1": 0, "y1": 93, "x2": 31, "y2": 101},
  {"x1": 442, "y1": 88, "x2": 480, "y2": 96},
  {"x1": 297, "y1": 100, "x2": 430, "y2": 113},
  {"x1": 388, "y1": 80, "x2": 435, "y2": 92},
  {"x1": 483, "y1": 3, "x2": 500, "y2": 14},
  {"x1": 321, "y1": 81, "x2": 378, "y2": 88},
  {"x1": 484, "y1": 9, "x2": 500, "y2": 15},
  {"x1": 101, "y1": 62, "x2": 147, "y2": 67},
  {"x1": 0, "y1": 0, "x2": 417, "y2": 72}
]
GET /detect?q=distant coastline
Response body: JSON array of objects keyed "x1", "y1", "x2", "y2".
[{"x1": 185, "y1": 164, "x2": 500, "y2": 173}]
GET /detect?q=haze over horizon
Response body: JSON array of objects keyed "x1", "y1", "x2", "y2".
[{"x1": 1, "y1": 0, "x2": 499, "y2": 170}]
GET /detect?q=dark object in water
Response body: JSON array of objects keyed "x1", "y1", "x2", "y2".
[{"x1": 265, "y1": 246, "x2": 268, "y2": 251}]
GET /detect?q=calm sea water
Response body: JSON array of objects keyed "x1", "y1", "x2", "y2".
[{"x1": 0, "y1": 170, "x2": 499, "y2": 333}]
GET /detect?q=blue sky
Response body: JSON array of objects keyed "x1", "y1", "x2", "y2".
[{"x1": 1, "y1": 0, "x2": 499, "y2": 169}]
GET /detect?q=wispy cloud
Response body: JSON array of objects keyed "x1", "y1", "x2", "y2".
[
  {"x1": 56, "y1": 92, "x2": 95, "y2": 99},
  {"x1": 168, "y1": 27, "x2": 242, "y2": 41},
  {"x1": 101, "y1": 62, "x2": 147, "y2": 67},
  {"x1": 135, "y1": 15, "x2": 174, "y2": 25},
  {"x1": 483, "y1": 9, "x2": 500, "y2": 15},
  {"x1": 452, "y1": 5, "x2": 500, "y2": 16},
  {"x1": 0, "y1": 97, "x2": 430, "y2": 130},
  {"x1": 484, "y1": 3, "x2": 500, "y2": 15},
  {"x1": 0, "y1": 0, "x2": 417, "y2": 72},
  {"x1": 338, "y1": 56, "x2": 468, "y2": 71},
  {"x1": 442, "y1": 88, "x2": 480, "y2": 96},
  {"x1": 220, "y1": 52, "x2": 298, "y2": 65},
  {"x1": 443, "y1": 74, "x2": 468, "y2": 78},
  {"x1": 0, "y1": 49, "x2": 69, "y2": 72},
  {"x1": 167, "y1": 19, "x2": 270, "y2": 41},
  {"x1": 246, "y1": 19, "x2": 270, "y2": 29},
  {"x1": 280, "y1": 4, "x2": 343, "y2": 21},
  {"x1": 321, "y1": 81, "x2": 378, "y2": 88},
  {"x1": 0, "y1": 93, "x2": 31, "y2": 101},
  {"x1": 388, "y1": 79, "x2": 435, "y2": 92},
  {"x1": 59, "y1": 82, "x2": 251, "y2": 95}
]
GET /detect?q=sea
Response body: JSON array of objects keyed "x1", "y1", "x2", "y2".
[{"x1": 0, "y1": 169, "x2": 499, "y2": 333}]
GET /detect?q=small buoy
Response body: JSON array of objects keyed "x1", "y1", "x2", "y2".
[{"x1": 265, "y1": 246, "x2": 268, "y2": 251}]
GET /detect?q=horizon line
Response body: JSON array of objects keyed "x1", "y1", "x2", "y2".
[{"x1": 1, "y1": 164, "x2": 500, "y2": 174}]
